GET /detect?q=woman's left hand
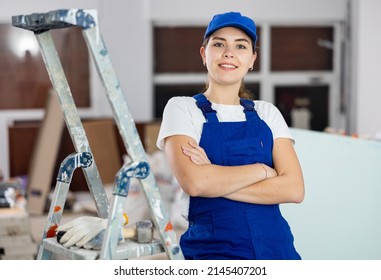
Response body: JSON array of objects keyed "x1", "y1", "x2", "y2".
[{"x1": 181, "y1": 141, "x2": 211, "y2": 165}]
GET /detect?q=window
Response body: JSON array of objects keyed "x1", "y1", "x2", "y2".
[
  {"x1": 153, "y1": 26, "x2": 262, "y2": 118},
  {"x1": 275, "y1": 85, "x2": 329, "y2": 131},
  {"x1": 153, "y1": 24, "x2": 341, "y2": 131},
  {"x1": 0, "y1": 25, "x2": 90, "y2": 110},
  {"x1": 271, "y1": 26, "x2": 334, "y2": 71}
]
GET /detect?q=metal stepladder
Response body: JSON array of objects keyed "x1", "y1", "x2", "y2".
[{"x1": 12, "y1": 9, "x2": 184, "y2": 260}]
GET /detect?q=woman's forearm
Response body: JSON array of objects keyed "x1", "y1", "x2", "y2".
[
  {"x1": 177, "y1": 160, "x2": 270, "y2": 197},
  {"x1": 165, "y1": 136, "x2": 272, "y2": 197},
  {"x1": 165, "y1": 135, "x2": 304, "y2": 203},
  {"x1": 225, "y1": 138, "x2": 305, "y2": 204},
  {"x1": 224, "y1": 173, "x2": 304, "y2": 204}
]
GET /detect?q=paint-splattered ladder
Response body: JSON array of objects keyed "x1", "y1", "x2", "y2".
[{"x1": 12, "y1": 9, "x2": 183, "y2": 260}]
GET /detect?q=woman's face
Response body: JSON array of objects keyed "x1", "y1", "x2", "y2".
[{"x1": 200, "y1": 27, "x2": 256, "y2": 87}]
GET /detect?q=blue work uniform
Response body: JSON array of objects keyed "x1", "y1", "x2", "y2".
[{"x1": 179, "y1": 93, "x2": 301, "y2": 260}]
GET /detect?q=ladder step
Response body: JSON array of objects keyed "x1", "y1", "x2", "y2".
[{"x1": 42, "y1": 238, "x2": 164, "y2": 260}]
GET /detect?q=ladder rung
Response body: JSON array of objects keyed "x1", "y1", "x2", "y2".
[{"x1": 42, "y1": 238, "x2": 165, "y2": 260}]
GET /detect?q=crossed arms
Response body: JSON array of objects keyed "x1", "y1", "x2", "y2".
[{"x1": 163, "y1": 135, "x2": 304, "y2": 205}]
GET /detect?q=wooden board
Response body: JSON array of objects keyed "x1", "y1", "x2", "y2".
[
  {"x1": 27, "y1": 91, "x2": 64, "y2": 215},
  {"x1": 83, "y1": 119, "x2": 122, "y2": 185}
]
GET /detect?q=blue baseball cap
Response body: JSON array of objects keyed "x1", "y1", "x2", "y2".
[{"x1": 204, "y1": 12, "x2": 257, "y2": 45}]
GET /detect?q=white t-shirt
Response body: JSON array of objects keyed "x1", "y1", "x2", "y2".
[{"x1": 156, "y1": 96, "x2": 293, "y2": 219}]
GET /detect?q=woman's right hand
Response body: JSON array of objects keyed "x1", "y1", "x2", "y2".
[
  {"x1": 181, "y1": 141, "x2": 211, "y2": 165},
  {"x1": 260, "y1": 163, "x2": 278, "y2": 180}
]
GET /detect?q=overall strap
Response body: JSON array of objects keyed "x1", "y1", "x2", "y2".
[
  {"x1": 240, "y1": 98, "x2": 258, "y2": 121},
  {"x1": 193, "y1": 93, "x2": 218, "y2": 123}
]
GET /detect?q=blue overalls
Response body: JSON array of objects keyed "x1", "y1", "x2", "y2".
[{"x1": 179, "y1": 93, "x2": 301, "y2": 260}]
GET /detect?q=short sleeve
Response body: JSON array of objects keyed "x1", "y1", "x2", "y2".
[
  {"x1": 156, "y1": 97, "x2": 202, "y2": 150},
  {"x1": 255, "y1": 101, "x2": 294, "y2": 141}
]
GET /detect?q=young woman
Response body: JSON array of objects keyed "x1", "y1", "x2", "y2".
[{"x1": 157, "y1": 12, "x2": 304, "y2": 260}]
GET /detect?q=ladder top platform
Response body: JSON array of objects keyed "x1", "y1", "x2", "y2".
[{"x1": 12, "y1": 9, "x2": 98, "y2": 32}]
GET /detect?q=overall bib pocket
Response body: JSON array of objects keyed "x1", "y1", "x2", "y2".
[{"x1": 222, "y1": 138, "x2": 264, "y2": 166}]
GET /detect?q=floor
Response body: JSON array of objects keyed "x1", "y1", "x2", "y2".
[{"x1": 4, "y1": 182, "x2": 185, "y2": 260}]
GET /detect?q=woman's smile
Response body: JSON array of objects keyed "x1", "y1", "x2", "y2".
[{"x1": 218, "y1": 63, "x2": 238, "y2": 70}]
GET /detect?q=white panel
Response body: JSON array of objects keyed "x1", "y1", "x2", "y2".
[{"x1": 282, "y1": 128, "x2": 381, "y2": 259}]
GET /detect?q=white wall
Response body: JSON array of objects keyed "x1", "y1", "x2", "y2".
[
  {"x1": 351, "y1": 0, "x2": 381, "y2": 138},
  {"x1": 150, "y1": 0, "x2": 346, "y2": 23},
  {"x1": 97, "y1": 0, "x2": 152, "y2": 121}
]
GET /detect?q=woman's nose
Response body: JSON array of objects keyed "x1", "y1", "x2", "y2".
[{"x1": 223, "y1": 47, "x2": 234, "y2": 58}]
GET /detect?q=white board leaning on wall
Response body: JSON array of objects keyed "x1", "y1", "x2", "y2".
[{"x1": 281, "y1": 128, "x2": 381, "y2": 260}]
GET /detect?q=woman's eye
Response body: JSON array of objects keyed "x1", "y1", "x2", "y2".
[
  {"x1": 213, "y1": 42, "x2": 224, "y2": 47},
  {"x1": 236, "y1": 44, "x2": 247, "y2": 49}
]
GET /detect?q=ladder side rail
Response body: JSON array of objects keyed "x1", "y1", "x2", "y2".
[
  {"x1": 35, "y1": 31, "x2": 109, "y2": 219},
  {"x1": 99, "y1": 195, "x2": 126, "y2": 260},
  {"x1": 100, "y1": 161, "x2": 150, "y2": 260},
  {"x1": 37, "y1": 152, "x2": 93, "y2": 259},
  {"x1": 82, "y1": 27, "x2": 183, "y2": 260}
]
